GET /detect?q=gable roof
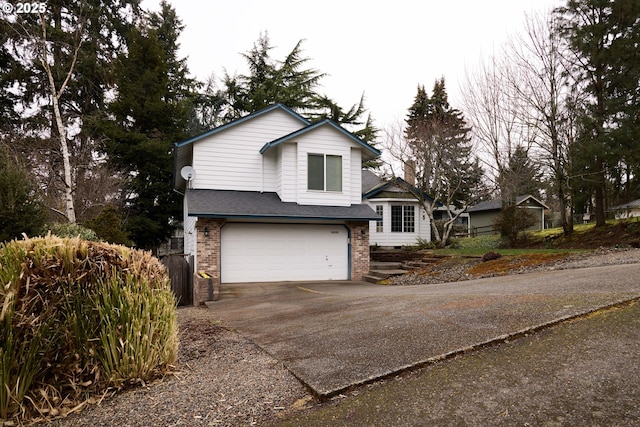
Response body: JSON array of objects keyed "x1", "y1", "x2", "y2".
[
  {"x1": 362, "y1": 169, "x2": 384, "y2": 194},
  {"x1": 186, "y1": 189, "x2": 379, "y2": 221},
  {"x1": 260, "y1": 119, "x2": 381, "y2": 160},
  {"x1": 467, "y1": 195, "x2": 549, "y2": 213},
  {"x1": 362, "y1": 174, "x2": 436, "y2": 204},
  {"x1": 175, "y1": 103, "x2": 309, "y2": 149},
  {"x1": 611, "y1": 198, "x2": 640, "y2": 210}
]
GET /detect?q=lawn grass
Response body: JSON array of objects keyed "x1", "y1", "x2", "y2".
[
  {"x1": 438, "y1": 217, "x2": 640, "y2": 256},
  {"x1": 439, "y1": 230, "x2": 585, "y2": 256}
]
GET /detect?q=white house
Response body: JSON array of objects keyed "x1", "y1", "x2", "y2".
[
  {"x1": 362, "y1": 170, "x2": 433, "y2": 247},
  {"x1": 173, "y1": 104, "x2": 381, "y2": 304},
  {"x1": 612, "y1": 198, "x2": 640, "y2": 219}
]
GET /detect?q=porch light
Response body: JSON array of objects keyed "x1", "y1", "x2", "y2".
[{"x1": 204, "y1": 227, "x2": 209, "y2": 237}]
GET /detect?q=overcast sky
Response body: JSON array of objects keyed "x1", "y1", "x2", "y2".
[{"x1": 141, "y1": 0, "x2": 562, "y2": 129}]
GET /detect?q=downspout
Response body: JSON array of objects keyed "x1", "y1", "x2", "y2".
[
  {"x1": 260, "y1": 153, "x2": 264, "y2": 193},
  {"x1": 344, "y1": 225, "x2": 352, "y2": 280}
]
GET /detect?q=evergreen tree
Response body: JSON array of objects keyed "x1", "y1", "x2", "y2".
[
  {"x1": 0, "y1": 146, "x2": 47, "y2": 242},
  {"x1": 558, "y1": 0, "x2": 640, "y2": 225},
  {"x1": 404, "y1": 79, "x2": 484, "y2": 246},
  {"x1": 220, "y1": 34, "x2": 380, "y2": 159},
  {"x1": 0, "y1": 33, "x2": 21, "y2": 133},
  {"x1": 222, "y1": 34, "x2": 325, "y2": 119},
  {"x1": 102, "y1": 3, "x2": 194, "y2": 250},
  {"x1": 86, "y1": 204, "x2": 132, "y2": 246},
  {"x1": 498, "y1": 145, "x2": 543, "y2": 205},
  {"x1": 1, "y1": 0, "x2": 140, "y2": 223}
]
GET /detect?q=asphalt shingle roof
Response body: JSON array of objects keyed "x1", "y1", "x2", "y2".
[
  {"x1": 467, "y1": 195, "x2": 548, "y2": 212},
  {"x1": 612, "y1": 198, "x2": 640, "y2": 210},
  {"x1": 186, "y1": 189, "x2": 379, "y2": 221}
]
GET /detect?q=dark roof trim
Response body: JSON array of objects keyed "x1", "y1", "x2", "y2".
[
  {"x1": 517, "y1": 194, "x2": 549, "y2": 210},
  {"x1": 186, "y1": 189, "x2": 379, "y2": 221},
  {"x1": 467, "y1": 194, "x2": 549, "y2": 212},
  {"x1": 189, "y1": 213, "x2": 379, "y2": 221},
  {"x1": 260, "y1": 119, "x2": 381, "y2": 157},
  {"x1": 174, "y1": 103, "x2": 309, "y2": 148}
]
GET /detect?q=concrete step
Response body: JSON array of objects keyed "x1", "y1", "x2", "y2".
[
  {"x1": 367, "y1": 268, "x2": 410, "y2": 280},
  {"x1": 403, "y1": 260, "x2": 437, "y2": 269},
  {"x1": 370, "y1": 261, "x2": 403, "y2": 270},
  {"x1": 363, "y1": 274, "x2": 386, "y2": 284}
]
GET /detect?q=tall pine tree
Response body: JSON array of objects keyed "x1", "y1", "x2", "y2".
[
  {"x1": 558, "y1": 0, "x2": 640, "y2": 225},
  {"x1": 220, "y1": 33, "x2": 380, "y2": 161},
  {"x1": 102, "y1": 2, "x2": 195, "y2": 250}
]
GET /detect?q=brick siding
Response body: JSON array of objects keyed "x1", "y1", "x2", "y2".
[
  {"x1": 347, "y1": 221, "x2": 370, "y2": 281},
  {"x1": 193, "y1": 218, "x2": 224, "y2": 305}
]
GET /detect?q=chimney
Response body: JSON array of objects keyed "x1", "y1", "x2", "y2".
[{"x1": 404, "y1": 159, "x2": 416, "y2": 186}]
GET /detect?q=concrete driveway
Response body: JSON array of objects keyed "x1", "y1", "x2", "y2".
[{"x1": 207, "y1": 263, "x2": 640, "y2": 397}]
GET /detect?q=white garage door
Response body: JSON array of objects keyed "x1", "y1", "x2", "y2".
[{"x1": 221, "y1": 223, "x2": 349, "y2": 283}]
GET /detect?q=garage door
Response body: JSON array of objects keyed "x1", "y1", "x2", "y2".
[{"x1": 221, "y1": 223, "x2": 349, "y2": 283}]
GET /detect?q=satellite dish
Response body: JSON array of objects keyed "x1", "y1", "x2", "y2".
[{"x1": 180, "y1": 166, "x2": 196, "y2": 181}]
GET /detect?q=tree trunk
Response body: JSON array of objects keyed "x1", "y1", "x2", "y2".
[
  {"x1": 424, "y1": 205, "x2": 441, "y2": 244},
  {"x1": 51, "y1": 93, "x2": 76, "y2": 223},
  {"x1": 39, "y1": 13, "x2": 80, "y2": 224},
  {"x1": 594, "y1": 157, "x2": 605, "y2": 227}
]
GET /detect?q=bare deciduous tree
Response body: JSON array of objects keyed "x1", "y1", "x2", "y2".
[
  {"x1": 505, "y1": 10, "x2": 577, "y2": 235},
  {"x1": 7, "y1": 10, "x2": 86, "y2": 223},
  {"x1": 462, "y1": 52, "x2": 538, "y2": 205},
  {"x1": 37, "y1": 13, "x2": 83, "y2": 223}
]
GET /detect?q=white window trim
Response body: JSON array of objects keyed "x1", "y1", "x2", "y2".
[
  {"x1": 307, "y1": 153, "x2": 343, "y2": 193},
  {"x1": 391, "y1": 205, "x2": 415, "y2": 233}
]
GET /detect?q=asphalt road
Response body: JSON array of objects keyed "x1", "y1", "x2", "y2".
[
  {"x1": 209, "y1": 263, "x2": 640, "y2": 400},
  {"x1": 278, "y1": 297, "x2": 640, "y2": 426}
]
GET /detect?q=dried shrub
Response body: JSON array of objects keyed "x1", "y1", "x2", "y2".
[
  {"x1": 481, "y1": 251, "x2": 503, "y2": 262},
  {"x1": 0, "y1": 235, "x2": 177, "y2": 422}
]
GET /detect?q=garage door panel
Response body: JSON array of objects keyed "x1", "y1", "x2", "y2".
[{"x1": 221, "y1": 224, "x2": 348, "y2": 283}]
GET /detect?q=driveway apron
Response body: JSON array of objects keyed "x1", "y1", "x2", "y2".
[{"x1": 207, "y1": 263, "x2": 640, "y2": 397}]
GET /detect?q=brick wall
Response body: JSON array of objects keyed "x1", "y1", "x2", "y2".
[
  {"x1": 347, "y1": 221, "x2": 370, "y2": 281},
  {"x1": 194, "y1": 218, "x2": 224, "y2": 305}
]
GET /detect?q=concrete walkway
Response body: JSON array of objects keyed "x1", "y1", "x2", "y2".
[{"x1": 207, "y1": 263, "x2": 640, "y2": 397}]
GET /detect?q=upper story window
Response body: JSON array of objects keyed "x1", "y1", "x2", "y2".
[
  {"x1": 308, "y1": 154, "x2": 342, "y2": 192},
  {"x1": 391, "y1": 205, "x2": 415, "y2": 232}
]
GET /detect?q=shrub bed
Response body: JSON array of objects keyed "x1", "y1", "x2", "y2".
[{"x1": 0, "y1": 235, "x2": 178, "y2": 422}]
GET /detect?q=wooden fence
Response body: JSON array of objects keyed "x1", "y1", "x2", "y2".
[{"x1": 161, "y1": 254, "x2": 193, "y2": 306}]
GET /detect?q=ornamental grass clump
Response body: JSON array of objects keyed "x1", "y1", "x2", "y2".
[{"x1": 0, "y1": 235, "x2": 178, "y2": 422}]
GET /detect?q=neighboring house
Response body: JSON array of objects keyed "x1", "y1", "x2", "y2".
[
  {"x1": 362, "y1": 170, "x2": 433, "y2": 247},
  {"x1": 611, "y1": 198, "x2": 640, "y2": 219},
  {"x1": 173, "y1": 104, "x2": 381, "y2": 302},
  {"x1": 467, "y1": 195, "x2": 549, "y2": 236},
  {"x1": 157, "y1": 225, "x2": 184, "y2": 257},
  {"x1": 362, "y1": 171, "x2": 470, "y2": 247}
]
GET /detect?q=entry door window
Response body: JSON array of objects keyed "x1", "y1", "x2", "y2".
[{"x1": 391, "y1": 205, "x2": 415, "y2": 232}]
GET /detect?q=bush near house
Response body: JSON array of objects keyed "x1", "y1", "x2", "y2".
[
  {"x1": 0, "y1": 235, "x2": 177, "y2": 422},
  {"x1": 493, "y1": 205, "x2": 538, "y2": 247}
]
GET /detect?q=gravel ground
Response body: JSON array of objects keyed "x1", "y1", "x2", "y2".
[
  {"x1": 51, "y1": 308, "x2": 308, "y2": 427},
  {"x1": 48, "y1": 248, "x2": 640, "y2": 427}
]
